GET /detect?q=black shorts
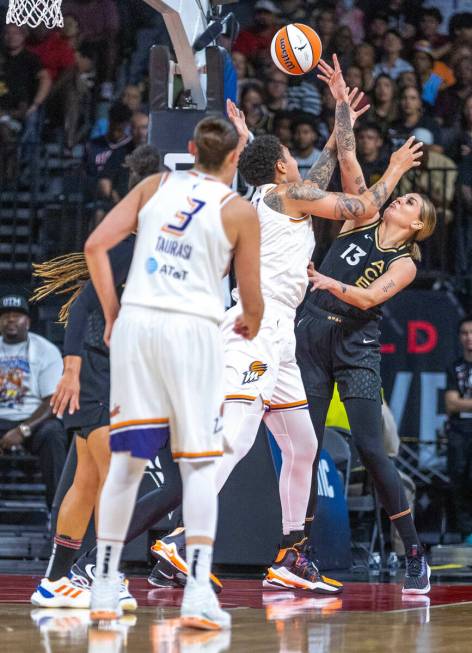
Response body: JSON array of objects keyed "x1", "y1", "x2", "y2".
[
  {"x1": 295, "y1": 305, "x2": 381, "y2": 402},
  {"x1": 62, "y1": 347, "x2": 110, "y2": 439}
]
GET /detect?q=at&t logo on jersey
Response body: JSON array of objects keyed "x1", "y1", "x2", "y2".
[
  {"x1": 145, "y1": 257, "x2": 188, "y2": 281},
  {"x1": 242, "y1": 360, "x2": 268, "y2": 385}
]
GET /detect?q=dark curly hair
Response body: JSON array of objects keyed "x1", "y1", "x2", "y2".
[
  {"x1": 238, "y1": 135, "x2": 284, "y2": 186},
  {"x1": 124, "y1": 144, "x2": 161, "y2": 189}
]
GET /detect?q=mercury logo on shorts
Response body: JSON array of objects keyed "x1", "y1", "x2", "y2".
[{"x1": 242, "y1": 360, "x2": 268, "y2": 385}]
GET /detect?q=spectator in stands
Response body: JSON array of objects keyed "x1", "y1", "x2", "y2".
[
  {"x1": 397, "y1": 70, "x2": 420, "y2": 92},
  {"x1": 240, "y1": 82, "x2": 268, "y2": 135},
  {"x1": 385, "y1": 0, "x2": 418, "y2": 41},
  {"x1": 436, "y1": 57, "x2": 472, "y2": 127},
  {"x1": 232, "y1": 51, "x2": 256, "y2": 101},
  {"x1": 97, "y1": 111, "x2": 149, "y2": 209},
  {"x1": 62, "y1": 14, "x2": 81, "y2": 52},
  {"x1": 233, "y1": 0, "x2": 280, "y2": 63},
  {"x1": 278, "y1": 0, "x2": 307, "y2": 23},
  {"x1": 445, "y1": 315, "x2": 472, "y2": 544},
  {"x1": 398, "y1": 127, "x2": 457, "y2": 226},
  {"x1": 423, "y1": 1, "x2": 472, "y2": 36},
  {"x1": 331, "y1": 25, "x2": 355, "y2": 69},
  {"x1": 28, "y1": 26, "x2": 76, "y2": 84},
  {"x1": 356, "y1": 122, "x2": 389, "y2": 186},
  {"x1": 389, "y1": 85, "x2": 442, "y2": 149},
  {"x1": 337, "y1": 0, "x2": 365, "y2": 45},
  {"x1": 272, "y1": 110, "x2": 293, "y2": 148},
  {"x1": 290, "y1": 113, "x2": 321, "y2": 180},
  {"x1": 91, "y1": 83, "x2": 145, "y2": 139},
  {"x1": 85, "y1": 101, "x2": 132, "y2": 179},
  {"x1": 264, "y1": 69, "x2": 289, "y2": 114},
  {"x1": 456, "y1": 152, "x2": 472, "y2": 274},
  {"x1": 353, "y1": 42, "x2": 376, "y2": 92},
  {"x1": 345, "y1": 64, "x2": 365, "y2": 93},
  {"x1": 62, "y1": 0, "x2": 120, "y2": 90},
  {"x1": 417, "y1": 7, "x2": 450, "y2": 59},
  {"x1": 0, "y1": 24, "x2": 51, "y2": 144},
  {"x1": 365, "y1": 11, "x2": 389, "y2": 59},
  {"x1": 373, "y1": 29, "x2": 414, "y2": 80},
  {"x1": 412, "y1": 41, "x2": 445, "y2": 107},
  {"x1": 264, "y1": 65, "x2": 322, "y2": 118},
  {"x1": 0, "y1": 294, "x2": 67, "y2": 511},
  {"x1": 309, "y1": 6, "x2": 336, "y2": 61},
  {"x1": 446, "y1": 94, "x2": 472, "y2": 162},
  {"x1": 365, "y1": 74, "x2": 399, "y2": 137}
]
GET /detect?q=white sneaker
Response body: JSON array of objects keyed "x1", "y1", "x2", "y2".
[
  {"x1": 180, "y1": 578, "x2": 231, "y2": 630},
  {"x1": 70, "y1": 563, "x2": 137, "y2": 611},
  {"x1": 30, "y1": 577, "x2": 91, "y2": 608},
  {"x1": 90, "y1": 576, "x2": 123, "y2": 621},
  {"x1": 118, "y1": 577, "x2": 137, "y2": 611}
]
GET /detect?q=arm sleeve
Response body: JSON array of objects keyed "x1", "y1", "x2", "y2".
[{"x1": 63, "y1": 236, "x2": 135, "y2": 355}]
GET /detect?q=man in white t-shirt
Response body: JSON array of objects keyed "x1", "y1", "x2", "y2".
[{"x1": 0, "y1": 294, "x2": 67, "y2": 510}]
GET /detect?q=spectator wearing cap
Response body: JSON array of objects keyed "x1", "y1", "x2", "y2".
[
  {"x1": 398, "y1": 127, "x2": 457, "y2": 226},
  {"x1": 373, "y1": 29, "x2": 414, "y2": 81},
  {"x1": 233, "y1": 0, "x2": 280, "y2": 63},
  {"x1": 0, "y1": 295, "x2": 67, "y2": 511},
  {"x1": 413, "y1": 41, "x2": 445, "y2": 106},
  {"x1": 291, "y1": 113, "x2": 321, "y2": 180}
]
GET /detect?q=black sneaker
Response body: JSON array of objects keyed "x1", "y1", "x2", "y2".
[
  {"x1": 147, "y1": 556, "x2": 181, "y2": 588},
  {"x1": 402, "y1": 545, "x2": 431, "y2": 594}
]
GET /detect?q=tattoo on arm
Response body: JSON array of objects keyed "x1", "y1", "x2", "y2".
[
  {"x1": 354, "y1": 175, "x2": 367, "y2": 194},
  {"x1": 336, "y1": 101, "x2": 355, "y2": 159},
  {"x1": 382, "y1": 279, "x2": 395, "y2": 294},
  {"x1": 264, "y1": 191, "x2": 284, "y2": 213},
  {"x1": 370, "y1": 181, "x2": 388, "y2": 209},
  {"x1": 340, "y1": 283, "x2": 347, "y2": 294},
  {"x1": 286, "y1": 183, "x2": 329, "y2": 202},
  {"x1": 308, "y1": 146, "x2": 337, "y2": 189},
  {"x1": 334, "y1": 194, "x2": 366, "y2": 220}
]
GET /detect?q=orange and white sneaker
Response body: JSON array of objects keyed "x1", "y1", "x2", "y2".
[
  {"x1": 180, "y1": 578, "x2": 231, "y2": 631},
  {"x1": 263, "y1": 545, "x2": 343, "y2": 594},
  {"x1": 30, "y1": 576, "x2": 91, "y2": 608},
  {"x1": 151, "y1": 527, "x2": 223, "y2": 594}
]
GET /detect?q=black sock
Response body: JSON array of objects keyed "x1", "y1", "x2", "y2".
[
  {"x1": 281, "y1": 530, "x2": 306, "y2": 549},
  {"x1": 390, "y1": 511, "x2": 422, "y2": 555},
  {"x1": 46, "y1": 534, "x2": 83, "y2": 581},
  {"x1": 304, "y1": 516, "x2": 314, "y2": 539}
]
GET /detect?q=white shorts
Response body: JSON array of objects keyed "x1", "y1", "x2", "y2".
[
  {"x1": 222, "y1": 302, "x2": 308, "y2": 411},
  {"x1": 109, "y1": 306, "x2": 227, "y2": 461}
]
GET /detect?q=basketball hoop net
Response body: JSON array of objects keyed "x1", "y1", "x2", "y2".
[{"x1": 6, "y1": 0, "x2": 63, "y2": 28}]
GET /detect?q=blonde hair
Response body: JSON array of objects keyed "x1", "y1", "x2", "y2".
[{"x1": 407, "y1": 194, "x2": 437, "y2": 262}]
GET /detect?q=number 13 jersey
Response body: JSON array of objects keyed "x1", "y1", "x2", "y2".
[{"x1": 307, "y1": 219, "x2": 412, "y2": 322}]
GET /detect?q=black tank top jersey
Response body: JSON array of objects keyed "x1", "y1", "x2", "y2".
[{"x1": 307, "y1": 219, "x2": 412, "y2": 323}]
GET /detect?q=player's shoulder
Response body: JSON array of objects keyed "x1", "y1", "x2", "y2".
[{"x1": 222, "y1": 193, "x2": 256, "y2": 219}]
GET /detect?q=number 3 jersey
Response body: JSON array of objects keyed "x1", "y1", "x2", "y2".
[
  {"x1": 121, "y1": 170, "x2": 236, "y2": 324},
  {"x1": 307, "y1": 219, "x2": 412, "y2": 322}
]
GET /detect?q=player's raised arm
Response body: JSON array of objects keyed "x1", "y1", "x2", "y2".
[
  {"x1": 284, "y1": 136, "x2": 422, "y2": 221},
  {"x1": 317, "y1": 56, "x2": 370, "y2": 197},
  {"x1": 84, "y1": 173, "x2": 161, "y2": 344},
  {"x1": 222, "y1": 196, "x2": 264, "y2": 340}
]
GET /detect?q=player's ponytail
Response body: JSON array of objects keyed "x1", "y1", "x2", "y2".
[{"x1": 406, "y1": 195, "x2": 437, "y2": 263}]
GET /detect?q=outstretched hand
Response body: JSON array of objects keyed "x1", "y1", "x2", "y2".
[
  {"x1": 390, "y1": 136, "x2": 423, "y2": 173},
  {"x1": 347, "y1": 87, "x2": 370, "y2": 127},
  {"x1": 226, "y1": 98, "x2": 250, "y2": 142},
  {"x1": 317, "y1": 54, "x2": 348, "y2": 102}
]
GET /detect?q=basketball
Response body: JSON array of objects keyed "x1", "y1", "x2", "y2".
[{"x1": 270, "y1": 23, "x2": 322, "y2": 76}]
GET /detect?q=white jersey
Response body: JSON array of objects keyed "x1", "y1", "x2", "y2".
[
  {"x1": 121, "y1": 170, "x2": 236, "y2": 324},
  {"x1": 232, "y1": 183, "x2": 315, "y2": 314}
]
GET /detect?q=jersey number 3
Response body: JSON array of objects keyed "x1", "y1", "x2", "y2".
[
  {"x1": 162, "y1": 197, "x2": 206, "y2": 238},
  {"x1": 340, "y1": 243, "x2": 367, "y2": 266}
]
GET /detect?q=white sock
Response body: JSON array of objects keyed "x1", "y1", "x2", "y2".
[
  {"x1": 96, "y1": 539, "x2": 124, "y2": 580},
  {"x1": 95, "y1": 452, "x2": 147, "y2": 580},
  {"x1": 264, "y1": 409, "x2": 317, "y2": 535},
  {"x1": 186, "y1": 543, "x2": 212, "y2": 585},
  {"x1": 180, "y1": 460, "x2": 218, "y2": 587}
]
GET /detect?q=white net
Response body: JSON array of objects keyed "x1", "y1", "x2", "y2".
[{"x1": 6, "y1": 0, "x2": 63, "y2": 28}]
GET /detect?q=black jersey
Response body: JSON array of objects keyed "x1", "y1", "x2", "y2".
[{"x1": 306, "y1": 219, "x2": 412, "y2": 323}]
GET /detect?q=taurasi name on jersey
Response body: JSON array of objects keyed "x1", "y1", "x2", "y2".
[{"x1": 155, "y1": 235, "x2": 193, "y2": 260}]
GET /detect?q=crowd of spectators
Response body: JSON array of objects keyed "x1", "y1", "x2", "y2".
[{"x1": 1, "y1": 0, "x2": 472, "y2": 273}]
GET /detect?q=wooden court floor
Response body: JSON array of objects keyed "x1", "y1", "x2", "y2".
[{"x1": 2, "y1": 575, "x2": 472, "y2": 652}]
